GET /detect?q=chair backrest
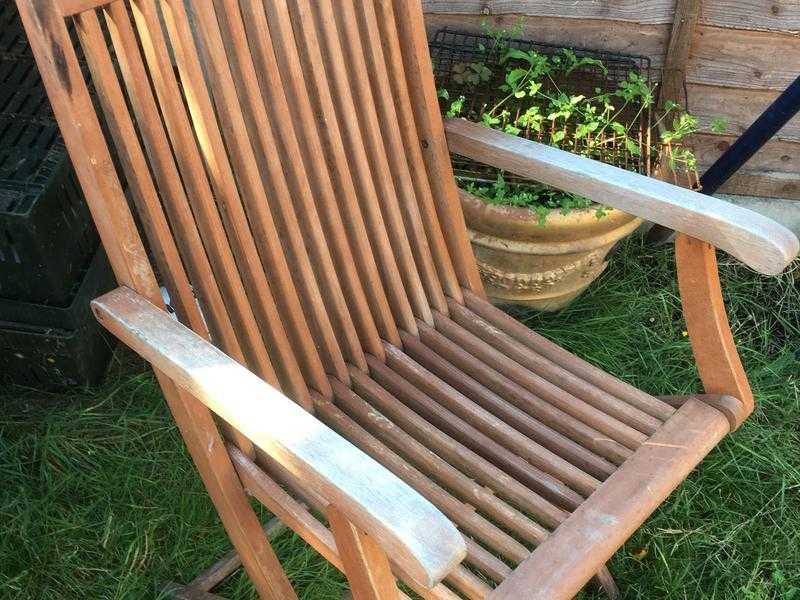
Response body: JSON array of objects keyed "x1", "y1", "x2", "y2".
[{"x1": 17, "y1": 0, "x2": 484, "y2": 410}]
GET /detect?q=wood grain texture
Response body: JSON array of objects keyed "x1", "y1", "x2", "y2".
[
  {"x1": 715, "y1": 170, "x2": 800, "y2": 200},
  {"x1": 91, "y1": 286, "x2": 466, "y2": 589},
  {"x1": 675, "y1": 235, "x2": 754, "y2": 421},
  {"x1": 691, "y1": 134, "x2": 800, "y2": 173},
  {"x1": 688, "y1": 85, "x2": 800, "y2": 142},
  {"x1": 489, "y1": 399, "x2": 730, "y2": 600},
  {"x1": 328, "y1": 505, "x2": 400, "y2": 600},
  {"x1": 422, "y1": 0, "x2": 800, "y2": 33},
  {"x1": 425, "y1": 14, "x2": 668, "y2": 70},
  {"x1": 688, "y1": 25, "x2": 800, "y2": 91},
  {"x1": 659, "y1": 0, "x2": 701, "y2": 109},
  {"x1": 445, "y1": 118, "x2": 799, "y2": 274}
]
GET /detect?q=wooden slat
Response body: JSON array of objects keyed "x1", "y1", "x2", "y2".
[
  {"x1": 447, "y1": 301, "x2": 664, "y2": 434},
  {"x1": 286, "y1": 0, "x2": 419, "y2": 337},
  {"x1": 376, "y1": 349, "x2": 593, "y2": 505},
  {"x1": 316, "y1": 0, "x2": 433, "y2": 325},
  {"x1": 401, "y1": 330, "x2": 616, "y2": 482},
  {"x1": 101, "y1": 2, "x2": 250, "y2": 373},
  {"x1": 255, "y1": 0, "x2": 399, "y2": 355},
  {"x1": 348, "y1": 367, "x2": 570, "y2": 528},
  {"x1": 205, "y1": 0, "x2": 366, "y2": 375},
  {"x1": 691, "y1": 134, "x2": 800, "y2": 171},
  {"x1": 117, "y1": 0, "x2": 292, "y2": 395},
  {"x1": 317, "y1": 400, "x2": 532, "y2": 563},
  {"x1": 421, "y1": 1, "x2": 800, "y2": 34},
  {"x1": 445, "y1": 118, "x2": 799, "y2": 275},
  {"x1": 328, "y1": 504, "x2": 400, "y2": 600},
  {"x1": 433, "y1": 313, "x2": 649, "y2": 449},
  {"x1": 158, "y1": 0, "x2": 335, "y2": 396},
  {"x1": 410, "y1": 326, "x2": 633, "y2": 467},
  {"x1": 58, "y1": 0, "x2": 112, "y2": 16},
  {"x1": 462, "y1": 291, "x2": 677, "y2": 421},
  {"x1": 688, "y1": 86, "x2": 800, "y2": 143},
  {"x1": 353, "y1": 0, "x2": 449, "y2": 314},
  {"x1": 371, "y1": 0, "x2": 464, "y2": 303},
  {"x1": 232, "y1": 0, "x2": 385, "y2": 362},
  {"x1": 398, "y1": 333, "x2": 617, "y2": 482},
  {"x1": 716, "y1": 170, "x2": 800, "y2": 200},
  {"x1": 658, "y1": 0, "x2": 701, "y2": 109},
  {"x1": 422, "y1": 0, "x2": 673, "y2": 22},
  {"x1": 489, "y1": 400, "x2": 730, "y2": 600},
  {"x1": 74, "y1": 11, "x2": 206, "y2": 339},
  {"x1": 17, "y1": 4, "x2": 293, "y2": 595},
  {"x1": 394, "y1": 2, "x2": 486, "y2": 295},
  {"x1": 331, "y1": 381, "x2": 552, "y2": 542},
  {"x1": 92, "y1": 286, "x2": 467, "y2": 590},
  {"x1": 17, "y1": 0, "x2": 158, "y2": 304},
  {"x1": 234, "y1": 446, "x2": 465, "y2": 600},
  {"x1": 687, "y1": 25, "x2": 800, "y2": 91}
]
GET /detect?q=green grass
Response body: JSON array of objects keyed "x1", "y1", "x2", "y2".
[{"x1": 1, "y1": 238, "x2": 798, "y2": 599}]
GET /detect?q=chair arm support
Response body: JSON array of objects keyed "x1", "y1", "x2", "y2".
[
  {"x1": 444, "y1": 118, "x2": 799, "y2": 275},
  {"x1": 90, "y1": 286, "x2": 466, "y2": 589}
]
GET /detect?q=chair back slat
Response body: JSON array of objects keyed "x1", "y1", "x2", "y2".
[{"x1": 22, "y1": 0, "x2": 485, "y2": 412}]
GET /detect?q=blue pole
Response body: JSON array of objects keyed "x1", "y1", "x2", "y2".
[{"x1": 699, "y1": 74, "x2": 800, "y2": 196}]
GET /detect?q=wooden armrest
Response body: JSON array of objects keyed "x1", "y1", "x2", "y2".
[
  {"x1": 445, "y1": 118, "x2": 799, "y2": 276},
  {"x1": 90, "y1": 286, "x2": 466, "y2": 589}
]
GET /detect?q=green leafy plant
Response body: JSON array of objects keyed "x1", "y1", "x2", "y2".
[{"x1": 438, "y1": 26, "x2": 725, "y2": 225}]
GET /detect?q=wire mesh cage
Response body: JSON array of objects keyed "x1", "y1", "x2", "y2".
[{"x1": 430, "y1": 28, "x2": 654, "y2": 188}]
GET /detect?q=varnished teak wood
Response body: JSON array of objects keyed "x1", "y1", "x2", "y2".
[{"x1": 18, "y1": 0, "x2": 798, "y2": 597}]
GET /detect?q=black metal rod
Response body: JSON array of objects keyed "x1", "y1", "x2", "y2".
[{"x1": 700, "y1": 74, "x2": 800, "y2": 196}]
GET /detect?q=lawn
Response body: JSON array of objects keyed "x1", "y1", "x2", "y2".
[{"x1": 1, "y1": 237, "x2": 798, "y2": 599}]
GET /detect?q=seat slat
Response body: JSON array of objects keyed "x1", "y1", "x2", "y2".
[
  {"x1": 463, "y1": 291, "x2": 676, "y2": 421},
  {"x1": 331, "y1": 381, "x2": 551, "y2": 544},
  {"x1": 433, "y1": 312, "x2": 648, "y2": 450},
  {"x1": 413, "y1": 324, "x2": 633, "y2": 466},
  {"x1": 316, "y1": 401, "x2": 532, "y2": 564},
  {"x1": 399, "y1": 332, "x2": 617, "y2": 481},
  {"x1": 348, "y1": 367, "x2": 569, "y2": 529},
  {"x1": 370, "y1": 353, "x2": 587, "y2": 509},
  {"x1": 448, "y1": 300, "x2": 664, "y2": 434}
]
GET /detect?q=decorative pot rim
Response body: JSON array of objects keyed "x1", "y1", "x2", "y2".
[{"x1": 458, "y1": 188, "x2": 642, "y2": 247}]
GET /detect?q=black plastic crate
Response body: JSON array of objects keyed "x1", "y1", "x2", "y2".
[
  {"x1": 0, "y1": 247, "x2": 117, "y2": 389},
  {"x1": 0, "y1": 116, "x2": 99, "y2": 303},
  {"x1": 430, "y1": 28, "x2": 654, "y2": 184},
  {"x1": 0, "y1": 58, "x2": 53, "y2": 121},
  {"x1": 0, "y1": 1, "x2": 28, "y2": 60}
]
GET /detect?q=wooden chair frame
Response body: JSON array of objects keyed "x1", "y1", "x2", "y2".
[{"x1": 16, "y1": 0, "x2": 798, "y2": 598}]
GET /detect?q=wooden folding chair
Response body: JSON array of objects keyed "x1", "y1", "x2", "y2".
[{"x1": 17, "y1": 0, "x2": 798, "y2": 597}]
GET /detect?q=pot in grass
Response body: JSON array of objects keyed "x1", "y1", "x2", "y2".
[{"x1": 459, "y1": 189, "x2": 642, "y2": 311}]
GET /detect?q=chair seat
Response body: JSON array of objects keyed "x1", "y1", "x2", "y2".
[{"x1": 311, "y1": 295, "x2": 731, "y2": 599}]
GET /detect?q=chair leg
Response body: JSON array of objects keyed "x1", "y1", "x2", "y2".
[
  {"x1": 593, "y1": 566, "x2": 620, "y2": 600},
  {"x1": 327, "y1": 505, "x2": 399, "y2": 600},
  {"x1": 163, "y1": 517, "x2": 286, "y2": 599},
  {"x1": 157, "y1": 374, "x2": 297, "y2": 600}
]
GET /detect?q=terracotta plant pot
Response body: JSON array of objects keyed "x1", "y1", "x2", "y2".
[{"x1": 459, "y1": 190, "x2": 642, "y2": 311}]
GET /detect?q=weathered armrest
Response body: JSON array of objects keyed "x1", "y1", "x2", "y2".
[
  {"x1": 91, "y1": 286, "x2": 466, "y2": 589},
  {"x1": 445, "y1": 118, "x2": 799, "y2": 275}
]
